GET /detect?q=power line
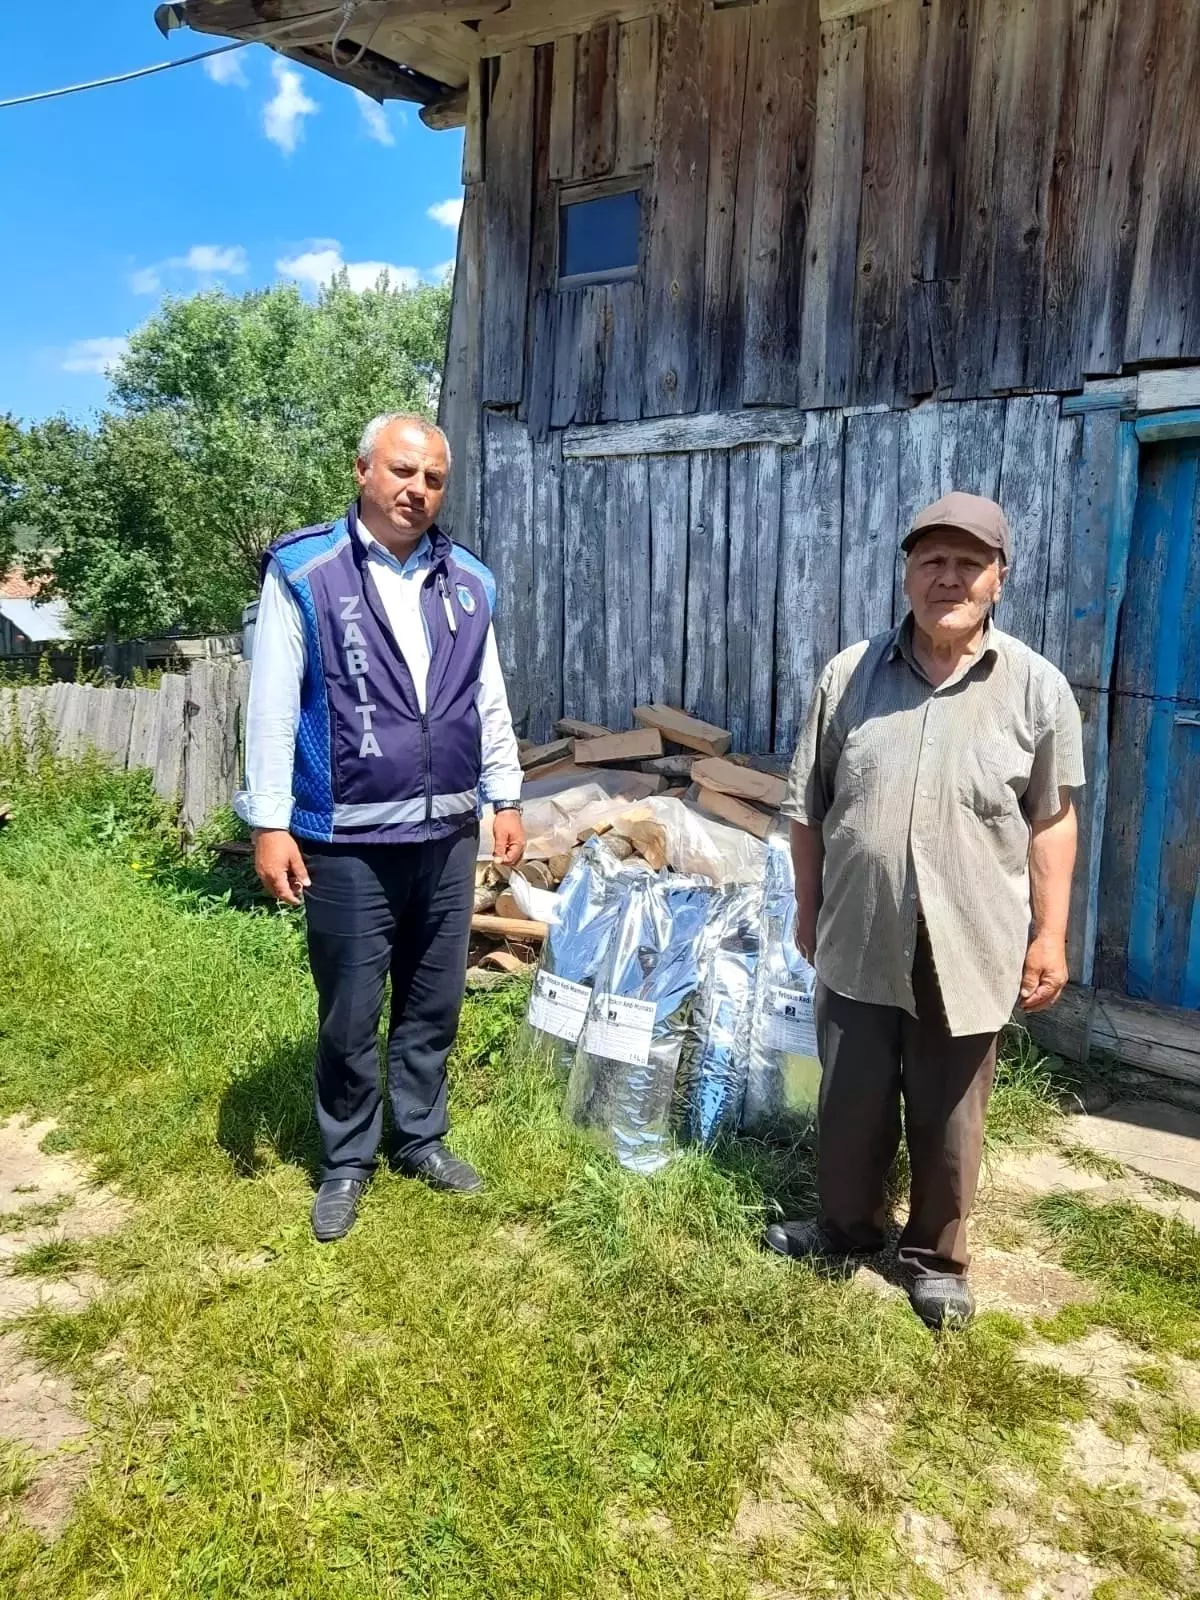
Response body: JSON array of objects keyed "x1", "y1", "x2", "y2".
[{"x1": 0, "y1": 41, "x2": 249, "y2": 110}]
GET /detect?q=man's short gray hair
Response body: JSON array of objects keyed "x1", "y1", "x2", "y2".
[{"x1": 357, "y1": 412, "x2": 452, "y2": 474}]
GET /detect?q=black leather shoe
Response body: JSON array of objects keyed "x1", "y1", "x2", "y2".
[
  {"x1": 909, "y1": 1274, "x2": 975, "y2": 1330},
  {"x1": 762, "y1": 1219, "x2": 845, "y2": 1261},
  {"x1": 311, "y1": 1178, "x2": 366, "y2": 1242},
  {"x1": 400, "y1": 1142, "x2": 483, "y2": 1195}
]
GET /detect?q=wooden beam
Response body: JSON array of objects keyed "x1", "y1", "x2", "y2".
[
  {"x1": 419, "y1": 86, "x2": 467, "y2": 128},
  {"x1": 1060, "y1": 377, "x2": 1138, "y2": 416},
  {"x1": 1133, "y1": 408, "x2": 1200, "y2": 445},
  {"x1": 1025, "y1": 985, "x2": 1200, "y2": 1086},
  {"x1": 563, "y1": 407, "x2": 814, "y2": 458},
  {"x1": 1136, "y1": 368, "x2": 1200, "y2": 416},
  {"x1": 632, "y1": 704, "x2": 732, "y2": 756},
  {"x1": 477, "y1": 0, "x2": 656, "y2": 50}
]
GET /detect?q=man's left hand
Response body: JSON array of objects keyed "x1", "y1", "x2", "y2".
[
  {"x1": 492, "y1": 809, "x2": 525, "y2": 868},
  {"x1": 1019, "y1": 933, "x2": 1069, "y2": 1012}
]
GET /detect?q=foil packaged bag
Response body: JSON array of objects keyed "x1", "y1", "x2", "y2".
[
  {"x1": 566, "y1": 874, "x2": 716, "y2": 1173},
  {"x1": 524, "y1": 840, "x2": 651, "y2": 1072},
  {"x1": 742, "y1": 834, "x2": 822, "y2": 1137},
  {"x1": 676, "y1": 884, "x2": 759, "y2": 1146}
]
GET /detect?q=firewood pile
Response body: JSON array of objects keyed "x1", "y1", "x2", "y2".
[{"x1": 466, "y1": 703, "x2": 788, "y2": 985}]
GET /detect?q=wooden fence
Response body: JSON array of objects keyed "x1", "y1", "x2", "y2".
[{"x1": 0, "y1": 661, "x2": 250, "y2": 834}]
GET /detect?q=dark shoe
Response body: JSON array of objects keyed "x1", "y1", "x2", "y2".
[
  {"x1": 311, "y1": 1178, "x2": 366, "y2": 1242},
  {"x1": 400, "y1": 1142, "x2": 483, "y2": 1195},
  {"x1": 909, "y1": 1274, "x2": 975, "y2": 1329},
  {"x1": 762, "y1": 1219, "x2": 849, "y2": 1262}
]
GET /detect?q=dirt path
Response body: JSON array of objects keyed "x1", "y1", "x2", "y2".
[{"x1": 0, "y1": 1117, "x2": 128, "y2": 1537}]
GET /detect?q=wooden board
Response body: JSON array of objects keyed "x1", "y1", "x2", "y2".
[
  {"x1": 640, "y1": 0, "x2": 708, "y2": 415},
  {"x1": 819, "y1": 25, "x2": 867, "y2": 405},
  {"x1": 472, "y1": 912, "x2": 548, "y2": 941},
  {"x1": 633, "y1": 703, "x2": 732, "y2": 756},
  {"x1": 1076, "y1": 0, "x2": 1157, "y2": 376},
  {"x1": 741, "y1": 0, "x2": 818, "y2": 406},
  {"x1": 696, "y1": 786, "x2": 774, "y2": 839},
  {"x1": 894, "y1": 401, "x2": 941, "y2": 621},
  {"x1": 548, "y1": 34, "x2": 576, "y2": 178},
  {"x1": 573, "y1": 21, "x2": 617, "y2": 179},
  {"x1": 840, "y1": 409, "x2": 899, "y2": 647},
  {"x1": 952, "y1": 0, "x2": 1008, "y2": 399},
  {"x1": 692, "y1": 757, "x2": 787, "y2": 809},
  {"x1": 153, "y1": 673, "x2": 187, "y2": 801},
  {"x1": 529, "y1": 433, "x2": 564, "y2": 740},
  {"x1": 683, "y1": 450, "x2": 730, "y2": 729},
  {"x1": 564, "y1": 407, "x2": 813, "y2": 457},
  {"x1": 520, "y1": 737, "x2": 574, "y2": 770},
  {"x1": 1124, "y1": 0, "x2": 1200, "y2": 364},
  {"x1": 482, "y1": 412, "x2": 535, "y2": 731},
  {"x1": 437, "y1": 179, "x2": 482, "y2": 542},
  {"x1": 561, "y1": 456, "x2": 608, "y2": 725},
  {"x1": 725, "y1": 444, "x2": 782, "y2": 751},
  {"x1": 614, "y1": 13, "x2": 658, "y2": 171},
  {"x1": 647, "y1": 454, "x2": 689, "y2": 707},
  {"x1": 994, "y1": 393, "x2": 1060, "y2": 650},
  {"x1": 697, "y1": 3, "x2": 754, "y2": 413},
  {"x1": 851, "y1": 0, "x2": 922, "y2": 405},
  {"x1": 603, "y1": 454, "x2": 653, "y2": 725},
  {"x1": 775, "y1": 409, "x2": 844, "y2": 750},
  {"x1": 575, "y1": 728, "x2": 664, "y2": 763},
  {"x1": 1041, "y1": 411, "x2": 1083, "y2": 671},
  {"x1": 481, "y1": 47, "x2": 535, "y2": 405},
  {"x1": 1026, "y1": 984, "x2": 1200, "y2": 1085},
  {"x1": 1039, "y1": 0, "x2": 1115, "y2": 389}
]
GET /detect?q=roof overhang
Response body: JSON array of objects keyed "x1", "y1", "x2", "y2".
[{"x1": 155, "y1": 0, "x2": 504, "y2": 124}]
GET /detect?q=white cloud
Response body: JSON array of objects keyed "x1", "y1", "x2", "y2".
[
  {"x1": 129, "y1": 244, "x2": 247, "y2": 295},
  {"x1": 355, "y1": 90, "x2": 394, "y2": 146},
  {"x1": 174, "y1": 244, "x2": 248, "y2": 275},
  {"x1": 277, "y1": 244, "x2": 420, "y2": 294},
  {"x1": 61, "y1": 336, "x2": 129, "y2": 375},
  {"x1": 427, "y1": 197, "x2": 463, "y2": 231},
  {"x1": 263, "y1": 60, "x2": 318, "y2": 153},
  {"x1": 204, "y1": 50, "x2": 248, "y2": 88},
  {"x1": 429, "y1": 259, "x2": 456, "y2": 283}
]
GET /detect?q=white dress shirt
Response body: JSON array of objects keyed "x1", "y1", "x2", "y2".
[{"x1": 234, "y1": 523, "x2": 523, "y2": 831}]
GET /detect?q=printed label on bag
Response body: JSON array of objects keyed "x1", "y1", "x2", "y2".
[
  {"x1": 583, "y1": 993, "x2": 657, "y2": 1067},
  {"x1": 763, "y1": 986, "x2": 818, "y2": 1056},
  {"x1": 528, "y1": 970, "x2": 591, "y2": 1043}
]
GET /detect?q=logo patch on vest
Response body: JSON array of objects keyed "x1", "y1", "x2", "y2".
[{"x1": 456, "y1": 583, "x2": 476, "y2": 616}]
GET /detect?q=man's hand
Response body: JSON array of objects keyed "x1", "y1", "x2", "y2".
[
  {"x1": 492, "y1": 809, "x2": 526, "y2": 868},
  {"x1": 794, "y1": 898, "x2": 818, "y2": 965},
  {"x1": 1019, "y1": 932, "x2": 1069, "y2": 1012},
  {"x1": 253, "y1": 829, "x2": 311, "y2": 906}
]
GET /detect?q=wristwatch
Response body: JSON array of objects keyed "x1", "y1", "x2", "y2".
[{"x1": 494, "y1": 801, "x2": 523, "y2": 815}]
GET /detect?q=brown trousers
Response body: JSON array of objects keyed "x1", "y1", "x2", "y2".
[{"x1": 814, "y1": 925, "x2": 997, "y2": 1278}]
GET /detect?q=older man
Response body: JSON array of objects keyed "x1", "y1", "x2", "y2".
[
  {"x1": 236, "y1": 413, "x2": 525, "y2": 1241},
  {"x1": 766, "y1": 492, "x2": 1084, "y2": 1328}
]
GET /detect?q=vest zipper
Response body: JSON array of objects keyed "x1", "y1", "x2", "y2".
[{"x1": 417, "y1": 708, "x2": 433, "y2": 837}]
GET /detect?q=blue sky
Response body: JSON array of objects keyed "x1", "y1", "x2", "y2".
[{"x1": 0, "y1": 3, "x2": 465, "y2": 423}]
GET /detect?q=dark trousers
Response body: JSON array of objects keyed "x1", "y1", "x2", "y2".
[
  {"x1": 300, "y1": 828, "x2": 477, "y2": 1182},
  {"x1": 814, "y1": 926, "x2": 997, "y2": 1278}
]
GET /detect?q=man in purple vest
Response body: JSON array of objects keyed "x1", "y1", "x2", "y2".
[{"x1": 236, "y1": 413, "x2": 525, "y2": 1241}]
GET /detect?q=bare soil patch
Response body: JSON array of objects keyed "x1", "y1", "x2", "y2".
[{"x1": 0, "y1": 1115, "x2": 128, "y2": 1538}]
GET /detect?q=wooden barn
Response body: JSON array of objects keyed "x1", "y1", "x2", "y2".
[{"x1": 165, "y1": 0, "x2": 1199, "y2": 1077}]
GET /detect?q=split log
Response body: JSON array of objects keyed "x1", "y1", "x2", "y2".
[
  {"x1": 625, "y1": 819, "x2": 668, "y2": 871},
  {"x1": 471, "y1": 913, "x2": 548, "y2": 942},
  {"x1": 548, "y1": 850, "x2": 577, "y2": 882},
  {"x1": 574, "y1": 728, "x2": 664, "y2": 764},
  {"x1": 632, "y1": 704, "x2": 732, "y2": 756},
  {"x1": 638, "y1": 754, "x2": 696, "y2": 780},
  {"x1": 520, "y1": 737, "x2": 575, "y2": 770},
  {"x1": 691, "y1": 757, "x2": 788, "y2": 810},
  {"x1": 516, "y1": 859, "x2": 556, "y2": 890},
  {"x1": 696, "y1": 787, "x2": 774, "y2": 839},
  {"x1": 474, "y1": 883, "x2": 500, "y2": 914},
  {"x1": 555, "y1": 717, "x2": 612, "y2": 739},
  {"x1": 478, "y1": 949, "x2": 533, "y2": 975}
]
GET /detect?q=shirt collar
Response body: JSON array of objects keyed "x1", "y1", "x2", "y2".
[
  {"x1": 889, "y1": 612, "x2": 998, "y2": 680},
  {"x1": 354, "y1": 518, "x2": 432, "y2": 576}
]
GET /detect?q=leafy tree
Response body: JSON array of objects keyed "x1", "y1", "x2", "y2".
[
  {"x1": 11, "y1": 272, "x2": 450, "y2": 639},
  {"x1": 0, "y1": 415, "x2": 22, "y2": 574}
]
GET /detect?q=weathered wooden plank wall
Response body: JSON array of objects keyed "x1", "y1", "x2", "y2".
[
  {"x1": 494, "y1": 393, "x2": 1093, "y2": 753},
  {"x1": 436, "y1": 0, "x2": 1200, "y2": 496}
]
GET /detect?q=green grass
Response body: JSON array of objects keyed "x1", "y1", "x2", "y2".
[{"x1": 0, "y1": 756, "x2": 1196, "y2": 1597}]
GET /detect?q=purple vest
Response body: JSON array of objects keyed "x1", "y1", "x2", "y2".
[{"x1": 267, "y1": 506, "x2": 495, "y2": 846}]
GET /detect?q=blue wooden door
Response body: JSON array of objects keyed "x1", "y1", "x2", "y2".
[{"x1": 1096, "y1": 440, "x2": 1200, "y2": 1006}]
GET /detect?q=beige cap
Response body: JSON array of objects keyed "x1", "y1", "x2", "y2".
[{"x1": 901, "y1": 491, "x2": 1012, "y2": 565}]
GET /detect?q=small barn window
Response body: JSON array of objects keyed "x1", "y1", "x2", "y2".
[{"x1": 558, "y1": 186, "x2": 641, "y2": 287}]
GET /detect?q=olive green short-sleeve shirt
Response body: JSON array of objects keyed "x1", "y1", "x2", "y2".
[{"x1": 781, "y1": 618, "x2": 1086, "y2": 1036}]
